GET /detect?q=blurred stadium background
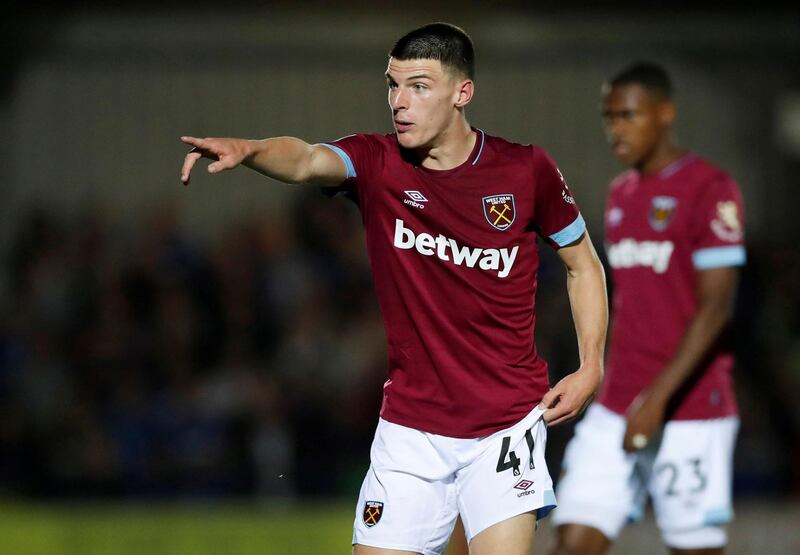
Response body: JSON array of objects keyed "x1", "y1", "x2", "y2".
[{"x1": 1, "y1": 1, "x2": 799, "y2": 553}]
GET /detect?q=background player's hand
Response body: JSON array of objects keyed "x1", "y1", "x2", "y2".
[
  {"x1": 540, "y1": 366, "x2": 601, "y2": 426},
  {"x1": 180, "y1": 136, "x2": 251, "y2": 185},
  {"x1": 622, "y1": 389, "x2": 666, "y2": 452}
]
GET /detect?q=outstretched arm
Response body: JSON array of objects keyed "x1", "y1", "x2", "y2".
[
  {"x1": 541, "y1": 232, "x2": 608, "y2": 426},
  {"x1": 622, "y1": 266, "x2": 737, "y2": 451},
  {"x1": 180, "y1": 136, "x2": 349, "y2": 187}
]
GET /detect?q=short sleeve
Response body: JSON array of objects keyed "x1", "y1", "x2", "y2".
[
  {"x1": 319, "y1": 134, "x2": 385, "y2": 201},
  {"x1": 690, "y1": 174, "x2": 746, "y2": 270},
  {"x1": 532, "y1": 147, "x2": 585, "y2": 249}
]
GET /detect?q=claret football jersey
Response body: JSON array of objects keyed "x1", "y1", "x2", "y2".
[
  {"x1": 598, "y1": 154, "x2": 746, "y2": 420},
  {"x1": 322, "y1": 130, "x2": 585, "y2": 437}
]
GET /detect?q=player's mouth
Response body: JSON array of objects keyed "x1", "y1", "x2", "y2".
[
  {"x1": 394, "y1": 120, "x2": 414, "y2": 133},
  {"x1": 611, "y1": 142, "x2": 630, "y2": 157}
]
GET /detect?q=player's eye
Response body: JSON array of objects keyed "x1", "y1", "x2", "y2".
[{"x1": 412, "y1": 83, "x2": 427, "y2": 91}]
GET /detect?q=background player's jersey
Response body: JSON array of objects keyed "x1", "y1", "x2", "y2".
[
  {"x1": 598, "y1": 154, "x2": 746, "y2": 420},
  {"x1": 323, "y1": 130, "x2": 584, "y2": 437}
]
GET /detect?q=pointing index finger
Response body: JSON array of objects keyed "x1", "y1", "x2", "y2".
[{"x1": 180, "y1": 136, "x2": 206, "y2": 148}]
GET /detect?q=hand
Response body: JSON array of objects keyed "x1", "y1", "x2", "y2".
[
  {"x1": 180, "y1": 136, "x2": 251, "y2": 185},
  {"x1": 622, "y1": 390, "x2": 667, "y2": 452},
  {"x1": 541, "y1": 366, "x2": 602, "y2": 426}
]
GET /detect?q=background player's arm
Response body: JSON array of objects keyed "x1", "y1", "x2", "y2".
[
  {"x1": 180, "y1": 136, "x2": 348, "y2": 187},
  {"x1": 541, "y1": 232, "x2": 608, "y2": 426},
  {"x1": 622, "y1": 265, "x2": 738, "y2": 451}
]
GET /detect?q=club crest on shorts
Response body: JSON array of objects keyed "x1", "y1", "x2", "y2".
[
  {"x1": 649, "y1": 196, "x2": 678, "y2": 231},
  {"x1": 483, "y1": 194, "x2": 516, "y2": 231},
  {"x1": 363, "y1": 500, "x2": 384, "y2": 527}
]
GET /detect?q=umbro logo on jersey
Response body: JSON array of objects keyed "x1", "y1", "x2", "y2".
[
  {"x1": 393, "y1": 219, "x2": 519, "y2": 278},
  {"x1": 607, "y1": 238, "x2": 674, "y2": 273},
  {"x1": 483, "y1": 194, "x2": 516, "y2": 231},
  {"x1": 606, "y1": 207, "x2": 623, "y2": 227},
  {"x1": 403, "y1": 190, "x2": 428, "y2": 210}
]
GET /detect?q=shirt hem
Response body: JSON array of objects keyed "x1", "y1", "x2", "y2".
[{"x1": 379, "y1": 404, "x2": 541, "y2": 439}]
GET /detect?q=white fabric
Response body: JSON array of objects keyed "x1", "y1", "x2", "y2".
[
  {"x1": 352, "y1": 405, "x2": 555, "y2": 555},
  {"x1": 551, "y1": 403, "x2": 738, "y2": 548}
]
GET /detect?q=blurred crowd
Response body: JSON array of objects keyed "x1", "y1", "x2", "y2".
[{"x1": 0, "y1": 191, "x2": 798, "y2": 501}]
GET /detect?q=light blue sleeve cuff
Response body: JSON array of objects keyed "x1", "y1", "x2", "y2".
[
  {"x1": 549, "y1": 213, "x2": 586, "y2": 247},
  {"x1": 692, "y1": 245, "x2": 746, "y2": 269},
  {"x1": 320, "y1": 143, "x2": 356, "y2": 179}
]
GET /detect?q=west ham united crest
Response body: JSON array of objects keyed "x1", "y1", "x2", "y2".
[
  {"x1": 483, "y1": 194, "x2": 516, "y2": 231},
  {"x1": 363, "y1": 500, "x2": 384, "y2": 527},
  {"x1": 649, "y1": 196, "x2": 677, "y2": 231}
]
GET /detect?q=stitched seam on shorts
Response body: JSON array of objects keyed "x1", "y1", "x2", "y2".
[{"x1": 421, "y1": 479, "x2": 457, "y2": 554}]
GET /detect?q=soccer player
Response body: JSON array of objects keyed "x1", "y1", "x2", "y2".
[
  {"x1": 549, "y1": 62, "x2": 746, "y2": 555},
  {"x1": 180, "y1": 23, "x2": 608, "y2": 555}
]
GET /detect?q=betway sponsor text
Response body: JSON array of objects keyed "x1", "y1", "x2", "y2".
[{"x1": 393, "y1": 219, "x2": 519, "y2": 278}]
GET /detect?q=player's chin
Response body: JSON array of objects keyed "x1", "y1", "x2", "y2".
[
  {"x1": 615, "y1": 151, "x2": 639, "y2": 167},
  {"x1": 395, "y1": 131, "x2": 421, "y2": 149}
]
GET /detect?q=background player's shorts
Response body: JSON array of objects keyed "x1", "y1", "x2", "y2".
[
  {"x1": 551, "y1": 403, "x2": 739, "y2": 549},
  {"x1": 352, "y1": 405, "x2": 555, "y2": 555}
]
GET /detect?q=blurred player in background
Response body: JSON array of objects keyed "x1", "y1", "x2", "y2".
[
  {"x1": 180, "y1": 23, "x2": 607, "y2": 555},
  {"x1": 549, "y1": 62, "x2": 746, "y2": 555}
]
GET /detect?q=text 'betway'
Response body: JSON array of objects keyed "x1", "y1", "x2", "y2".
[{"x1": 393, "y1": 219, "x2": 519, "y2": 278}]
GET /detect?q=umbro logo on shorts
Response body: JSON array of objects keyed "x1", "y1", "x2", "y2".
[
  {"x1": 363, "y1": 500, "x2": 384, "y2": 527},
  {"x1": 514, "y1": 479, "x2": 536, "y2": 498},
  {"x1": 514, "y1": 479, "x2": 534, "y2": 491}
]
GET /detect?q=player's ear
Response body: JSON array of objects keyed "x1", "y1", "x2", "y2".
[
  {"x1": 454, "y1": 79, "x2": 474, "y2": 108},
  {"x1": 658, "y1": 100, "x2": 676, "y2": 126}
]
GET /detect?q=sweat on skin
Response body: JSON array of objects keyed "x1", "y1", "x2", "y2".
[{"x1": 393, "y1": 218, "x2": 519, "y2": 278}]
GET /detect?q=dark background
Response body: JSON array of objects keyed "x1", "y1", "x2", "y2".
[{"x1": 0, "y1": 0, "x2": 798, "y2": 529}]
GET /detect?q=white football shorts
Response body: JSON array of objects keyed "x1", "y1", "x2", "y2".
[
  {"x1": 352, "y1": 405, "x2": 556, "y2": 555},
  {"x1": 551, "y1": 403, "x2": 739, "y2": 549}
]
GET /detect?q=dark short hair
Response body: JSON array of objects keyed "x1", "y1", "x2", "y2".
[
  {"x1": 390, "y1": 23, "x2": 475, "y2": 80},
  {"x1": 607, "y1": 61, "x2": 673, "y2": 100}
]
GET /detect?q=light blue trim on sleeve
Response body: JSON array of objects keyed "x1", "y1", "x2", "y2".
[
  {"x1": 692, "y1": 245, "x2": 746, "y2": 269},
  {"x1": 549, "y1": 213, "x2": 586, "y2": 247},
  {"x1": 320, "y1": 143, "x2": 356, "y2": 178}
]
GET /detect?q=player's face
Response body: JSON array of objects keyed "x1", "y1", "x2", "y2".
[
  {"x1": 601, "y1": 83, "x2": 673, "y2": 169},
  {"x1": 386, "y1": 57, "x2": 469, "y2": 150}
]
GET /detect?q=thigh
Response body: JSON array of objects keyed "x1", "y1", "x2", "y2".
[
  {"x1": 456, "y1": 406, "x2": 555, "y2": 545},
  {"x1": 550, "y1": 404, "x2": 644, "y2": 540},
  {"x1": 552, "y1": 523, "x2": 612, "y2": 555},
  {"x1": 649, "y1": 417, "x2": 739, "y2": 547},
  {"x1": 353, "y1": 419, "x2": 460, "y2": 555},
  {"x1": 469, "y1": 511, "x2": 536, "y2": 555}
]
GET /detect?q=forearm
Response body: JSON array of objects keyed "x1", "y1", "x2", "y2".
[
  {"x1": 647, "y1": 303, "x2": 732, "y2": 403},
  {"x1": 566, "y1": 252, "x2": 608, "y2": 373},
  {"x1": 243, "y1": 137, "x2": 319, "y2": 184},
  {"x1": 542, "y1": 235, "x2": 608, "y2": 425}
]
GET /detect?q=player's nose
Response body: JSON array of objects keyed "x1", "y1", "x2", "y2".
[{"x1": 389, "y1": 89, "x2": 407, "y2": 111}]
